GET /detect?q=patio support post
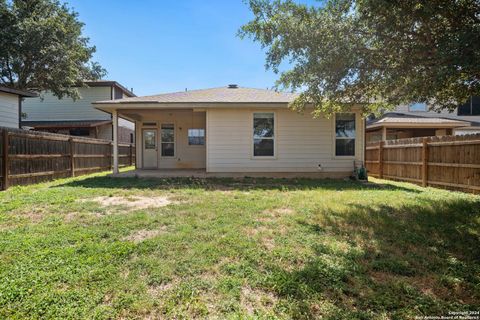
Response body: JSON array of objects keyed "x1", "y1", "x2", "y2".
[
  {"x1": 382, "y1": 126, "x2": 387, "y2": 141},
  {"x1": 112, "y1": 109, "x2": 119, "y2": 174}
]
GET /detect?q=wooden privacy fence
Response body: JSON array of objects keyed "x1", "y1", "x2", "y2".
[
  {"x1": 365, "y1": 134, "x2": 480, "y2": 193},
  {"x1": 0, "y1": 127, "x2": 135, "y2": 190}
]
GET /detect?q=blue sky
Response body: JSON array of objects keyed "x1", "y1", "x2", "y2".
[{"x1": 66, "y1": 0, "x2": 282, "y2": 97}]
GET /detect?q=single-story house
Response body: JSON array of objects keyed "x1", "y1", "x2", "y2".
[
  {"x1": 0, "y1": 87, "x2": 37, "y2": 128},
  {"x1": 94, "y1": 85, "x2": 365, "y2": 178},
  {"x1": 22, "y1": 80, "x2": 136, "y2": 143}
]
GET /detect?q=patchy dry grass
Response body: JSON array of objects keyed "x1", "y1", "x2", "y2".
[
  {"x1": 0, "y1": 172, "x2": 479, "y2": 319},
  {"x1": 122, "y1": 227, "x2": 168, "y2": 243}
]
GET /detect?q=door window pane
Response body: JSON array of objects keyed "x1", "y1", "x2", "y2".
[
  {"x1": 253, "y1": 113, "x2": 274, "y2": 157},
  {"x1": 144, "y1": 131, "x2": 156, "y2": 150}
]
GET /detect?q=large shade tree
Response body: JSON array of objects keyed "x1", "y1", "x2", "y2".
[
  {"x1": 240, "y1": 0, "x2": 480, "y2": 115},
  {"x1": 0, "y1": 0, "x2": 105, "y2": 99}
]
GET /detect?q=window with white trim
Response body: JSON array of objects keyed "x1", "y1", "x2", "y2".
[
  {"x1": 188, "y1": 129, "x2": 205, "y2": 145},
  {"x1": 253, "y1": 113, "x2": 274, "y2": 157},
  {"x1": 161, "y1": 124, "x2": 174, "y2": 157},
  {"x1": 335, "y1": 113, "x2": 355, "y2": 156}
]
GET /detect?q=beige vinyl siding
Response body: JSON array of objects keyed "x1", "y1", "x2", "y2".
[
  {"x1": 136, "y1": 110, "x2": 206, "y2": 169},
  {"x1": 0, "y1": 92, "x2": 19, "y2": 128},
  {"x1": 23, "y1": 87, "x2": 112, "y2": 121},
  {"x1": 206, "y1": 107, "x2": 363, "y2": 173}
]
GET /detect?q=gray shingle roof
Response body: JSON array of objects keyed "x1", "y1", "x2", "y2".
[
  {"x1": 95, "y1": 86, "x2": 297, "y2": 104},
  {"x1": 367, "y1": 113, "x2": 469, "y2": 128}
]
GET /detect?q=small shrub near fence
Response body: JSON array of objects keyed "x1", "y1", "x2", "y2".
[
  {"x1": 0, "y1": 127, "x2": 135, "y2": 190},
  {"x1": 365, "y1": 134, "x2": 480, "y2": 193}
]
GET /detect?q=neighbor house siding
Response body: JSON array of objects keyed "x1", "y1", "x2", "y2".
[
  {"x1": 395, "y1": 104, "x2": 480, "y2": 123},
  {"x1": 0, "y1": 92, "x2": 19, "y2": 128},
  {"x1": 206, "y1": 107, "x2": 363, "y2": 174},
  {"x1": 22, "y1": 86, "x2": 112, "y2": 121}
]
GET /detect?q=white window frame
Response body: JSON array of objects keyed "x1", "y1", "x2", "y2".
[
  {"x1": 251, "y1": 111, "x2": 277, "y2": 159},
  {"x1": 333, "y1": 112, "x2": 356, "y2": 159},
  {"x1": 187, "y1": 128, "x2": 206, "y2": 146},
  {"x1": 160, "y1": 122, "x2": 175, "y2": 158}
]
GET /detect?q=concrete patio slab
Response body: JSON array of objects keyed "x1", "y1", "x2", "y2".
[{"x1": 110, "y1": 169, "x2": 350, "y2": 179}]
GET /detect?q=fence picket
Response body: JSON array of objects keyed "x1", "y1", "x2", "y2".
[
  {"x1": 0, "y1": 127, "x2": 135, "y2": 190},
  {"x1": 366, "y1": 134, "x2": 480, "y2": 194}
]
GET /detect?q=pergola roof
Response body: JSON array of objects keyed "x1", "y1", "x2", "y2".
[{"x1": 367, "y1": 113, "x2": 469, "y2": 130}]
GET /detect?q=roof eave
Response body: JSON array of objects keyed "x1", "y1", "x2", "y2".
[
  {"x1": 0, "y1": 87, "x2": 38, "y2": 97},
  {"x1": 93, "y1": 101, "x2": 294, "y2": 112},
  {"x1": 366, "y1": 122, "x2": 469, "y2": 130},
  {"x1": 83, "y1": 81, "x2": 136, "y2": 97}
]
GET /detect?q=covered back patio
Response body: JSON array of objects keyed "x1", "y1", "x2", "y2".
[
  {"x1": 366, "y1": 114, "x2": 469, "y2": 142},
  {"x1": 109, "y1": 107, "x2": 207, "y2": 174}
]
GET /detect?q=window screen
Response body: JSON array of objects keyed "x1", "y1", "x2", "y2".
[
  {"x1": 253, "y1": 113, "x2": 274, "y2": 157},
  {"x1": 188, "y1": 129, "x2": 205, "y2": 145},
  {"x1": 335, "y1": 113, "x2": 355, "y2": 156},
  {"x1": 161, "y1": 124, "x2": 174, "y2": 157}
]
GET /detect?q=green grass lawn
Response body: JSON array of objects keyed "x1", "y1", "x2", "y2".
[{"x1": 0, "y1": 171, "x2": 479, "y2": 319}]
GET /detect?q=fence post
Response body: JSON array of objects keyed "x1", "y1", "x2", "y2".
[
  {"x1": 2, "y1": 130, "x2": 9, "y2": 190},
  {"x1": 69, "y1": 138, "x2": 75, "y2": 177},
  {"x1": 378, "y1": 141, "x2": 384, "y2": 179},
  {"x1": 422, "y1": 137, "x2": 428, "y2": 187}
]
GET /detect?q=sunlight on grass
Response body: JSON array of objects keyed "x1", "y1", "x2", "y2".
[{"x1": 0, "y1": 172, "x2": 479, "y2": 319}]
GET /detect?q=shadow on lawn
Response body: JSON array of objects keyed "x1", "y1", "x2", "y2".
[
  {"x1": 55, "y1": 175, "x2": 421, "y2": 193},
  {"x1": 264, "y1": 197, "x2": 480, "y2": 318}
]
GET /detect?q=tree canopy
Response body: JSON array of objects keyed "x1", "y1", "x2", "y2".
[
  {"x1": 0, "y1": 0, "x2": 106, "y2": 99},
  {"x1": 240, "y1": 0, "x2": 480, "y2": 115}
]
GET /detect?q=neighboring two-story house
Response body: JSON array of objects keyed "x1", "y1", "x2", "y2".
[
  {"x1": 22, "y1": 81, "x2": 136, "y2": 143},
  {"x1": 366, "y1": 97, "x2": 480, "y2": 142},
  {"x1": 0, "y1": 87, "x2": 37, "y2": 129}
]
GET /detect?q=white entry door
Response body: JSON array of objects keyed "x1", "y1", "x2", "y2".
[{"x1": 143, "y1": 129, "x2": 158, "y2": 168}]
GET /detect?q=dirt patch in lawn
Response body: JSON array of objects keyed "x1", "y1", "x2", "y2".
[
  {"x1": 240, "y1": 286, "x2": 278, "y2": 315},
  {"x1": 257, "y1": 207, "x2": 295, "y2": 223},
  {"x1": 123, "y1": 226, "x2": 168, "y2": 243},
  {"x1": 80, "y1": 195, "x2": 176, "y2": 211}
]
